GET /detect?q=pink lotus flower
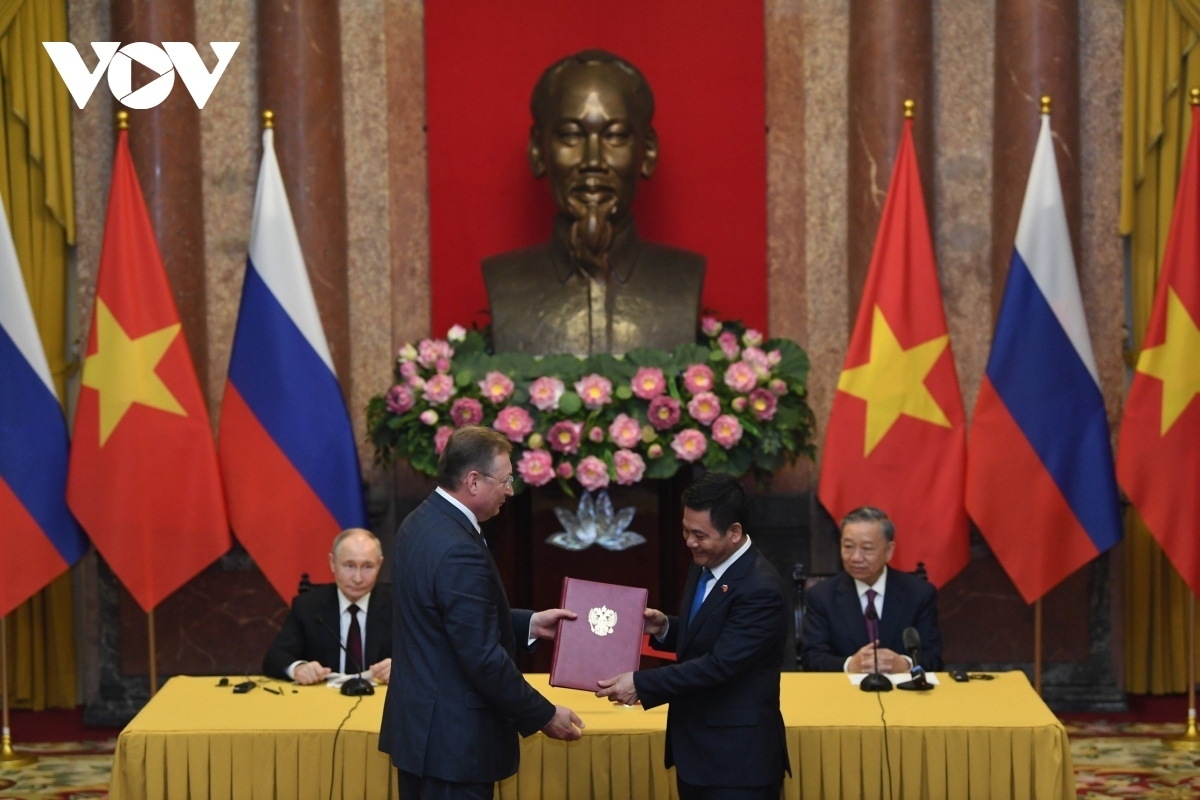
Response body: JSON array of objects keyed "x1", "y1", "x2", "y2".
[
  {"x1": 671, "y1": 429, "x2": 708, "y2": 462},
  {"x1": 450, "y1": 397, "x2": 484, "y2": 427},
  {"x1": 478, "y1": 371, "x2": 515, "y2": 404},
  {"x1": 701, "y1": 316, "x2": 722, "y2": 336},
  {"x1": 748, "y1": 388, "x2": 778, "y2": 421},
  {"x1": 400, "y1": 361, "x2": 421, "y2": 381},
  {"x1": 718, "y1": 331, "x2": 740, "y2": 360},
  {"x1": 613, "y1": 449, "x2": 646, "y2": 485},
  {"x1": 419, "y1": 409, "x2": 439, "y2": 426},
  {"x1": 435, "y1": 357, "x2": 451, "y2": 374},
  {"x1": 493, "y1": 406, "x2": 534, "y2": 442},
  {"x1": 386, "y1": 384, "x2": 414, "y2": 414},
  {"x1": 687, "y1": 392, "x2": 722, "y2": 425},
  {"x1": 647, "y1": 443, "x2": 664, "y2": 459},
  {"x1": 517, "y1": 449, "x2": 555, "y2": 487},
  {"x1": 742, "y1": 328, "x2": 763, "y2": 348},
  {"x1": 731, "y1": 396, "x2": 748, "y2": 412},
  {"x1": 423, "y1": 374, "x2": 456, "y2": 405},
  {"x1": 631, "y1": 367, "x2": 667, "y2": 400},
  {"x1": 769, "y1": 378, "x2": 788, "y2": 396},
  {"x1": 528, "y1": 376, "x2": 565, "y2": 411},
  {"x1": 417, "y1": 338, "x2": 454, "y2": 368},
  {"x1": 724, "y1": 361, "x2": 759, "y2": 393},
  {"x1": 588, "y1": 426, "x2": 605, "y2": 443},
  {"x1": 648, "y1": 395, "x2": 682, "y2": 430},
  {"x1": 608, "y1": 414, "x2": 642, "y2": 449},
  {"x1": 742, "y1": 347, "x2": 771, "y2": 377},
  {"x1": 574, "y1": 374, "x2": 613, "y2": 409},
  {"x1": 557, "y1": 460, "x2": 575, "y2": 480},
  {"x1": 548, "y1": 420, "x2": 583, "y2": 453},
  {"x1": 576, "y1": 456, "x2": 611, "y2": 492},
  {"x1": 683, "y1": 364, "x2": 715, "y2": 395},
  {"x1": 446, "y1": 324, "x2": 467, "y2": 342},
  {"x1": 712, "y1": 415, "x2": 744, "y2": 448},
  {"x1": 768, "y1": 349, "x2": 782, "y2": 366},
  {"x1": 407, "y1": 375, "x2": 426, "y2": 391},
  {"x1": 434, "y1": 425, "x2": 454, "y2": 454}
]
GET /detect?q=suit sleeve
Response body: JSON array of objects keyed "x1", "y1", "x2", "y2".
[
  {"x1": 633, "y1": 585, "x2": 786, "y2": 709},
  {"x1": 799, "y1": 589, "x2": 849, "y2": 672},
  {"x1": 646, "y1": 616, "x2": 681, "y2": 653},
  {"x1": 915, "y1": 585, "x2": 943, "y2": 671},
  {"x1": 511, "y1": 609, "x2": 536, "y2": 652},
  {"x1": 263, "y1": 603, "x2": 307, "y2": 679},
  {"x1": 435, "y1": 542, "x2": 556, "y2": 735}
]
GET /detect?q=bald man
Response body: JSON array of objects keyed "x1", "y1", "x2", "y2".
[{"x1": 263, "y1": 529, "x2": 393, "y2": 684}]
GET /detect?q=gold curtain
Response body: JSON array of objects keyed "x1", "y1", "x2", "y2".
[
  {"x1": 0, "y1": 0, "x2": 77, "y2": 710},
  {"x1": 1121, "y1": 0, "x2": 1200, "y2": 694}
]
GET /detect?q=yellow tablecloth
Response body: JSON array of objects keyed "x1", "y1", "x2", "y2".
[{"x1": 110, "y1": 672, "x2": 1072, "y2": 800}]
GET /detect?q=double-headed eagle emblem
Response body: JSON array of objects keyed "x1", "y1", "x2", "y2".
[{"x1": 588, "y1": 606, "x2": 618, "y2": 636}]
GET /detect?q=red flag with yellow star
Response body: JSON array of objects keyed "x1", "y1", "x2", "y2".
[
  {"x1": 818, "y1": 119, "x2": 969, "y2": 586},
  {"x1": 1117, "y1": 103, "x2": 1200, "y2": 593},
  {"x1": 66, "y1": 130, "x2": 229, "y2": 611}
]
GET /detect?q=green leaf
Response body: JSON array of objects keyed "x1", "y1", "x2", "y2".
[
  {"x1": 615, "y1": 385, "x2": 633, "y2": 401},
  {"x1": 454, "y1": 370, "x2": 473, "y2": 388},
  {"x1": 625, "y1": 348, "x2": 675, "y2": 370},
  {"x1": 673, "y1": 342, "x2": 712, "y2": 367},
  {"x1": 558, "y1": 391, "x2": 583, "y2": 415},
  {"x1": 644, "y1": 453, "x2": 681, "y2": 480}
]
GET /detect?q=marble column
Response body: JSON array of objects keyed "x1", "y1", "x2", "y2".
[
  {"x1": 991, "y1": 0, "x2": 1080, "y2": 311},
  {"x1": 110, "y1": 0, "x2": 208, "y2": 397},
  {"x1": 846, "y1": 0, "x2": 934, "y2": 319},
  {"x1": 258, "y1": 0, "x2": 351, "y2": 393}
]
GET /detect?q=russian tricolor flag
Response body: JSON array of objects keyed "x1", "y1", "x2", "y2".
[
  {"x1": 219, "y1": 127, "x2": 366, "y2": 601},
  {"x1": 0, "y1": 199, "x2": 87, "y2": 618},
  {"x1": 966, "y1": 112, "x2": 1122, "y2": 603}
]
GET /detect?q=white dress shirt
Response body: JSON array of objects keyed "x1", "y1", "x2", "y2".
[
  {"x1": 843, "y1": 566, "x2": 911, "y2": 672},
  {"x1": 657, "y1": 536, "x2": 753, "y2": 641},
  {"x1": 286, "y1": 588, "x2": 373, "y2": 679}
]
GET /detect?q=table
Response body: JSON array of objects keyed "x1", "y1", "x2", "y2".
[{"x1": 109, "y1": 672, "x2": 1073, "y2": 800}]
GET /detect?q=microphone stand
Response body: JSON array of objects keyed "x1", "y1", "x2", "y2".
[
  {"x1": 315, "y1": 616, "x2": 375, "y2": 696},
  {"x1": 859, "y1": 609, "x2": 892, "y2": 692}
]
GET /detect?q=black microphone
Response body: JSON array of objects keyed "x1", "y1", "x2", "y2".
[
  {"x1": 859, "y1": 607, "x2": 892, "y2": 692},
  {"x1": 314, "y1": 615, "x2": 375, "y2": 696},
  {"x1": 897, "y1": 626, "x2": 932, "y2": 691},
  {"x1": 902, "y1": 627, "x2": 921, "y2": 664}
]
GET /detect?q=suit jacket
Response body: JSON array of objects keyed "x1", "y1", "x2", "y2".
[
  {"x1": 378, "y1": 491, "x2": 554, "y2": 783},
  {"x1": 800, "y1": 569, "x2": 943, "y2": 672},
  {"x1": 633, "y1": 546, "x2": 791, "y2": 788},
  {"x1": 262, "y1": 583, "x2": 392, "y2": 679}
]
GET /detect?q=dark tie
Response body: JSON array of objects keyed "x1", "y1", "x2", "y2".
[
  {"x1": 347, "y1": 604, "x2": 363, "y2": 673},
  {"x1": 687, "y1": 568, "x2": 714, "y2": 629},
  {"x1": 865, "y1": 589, "x2": 880, "y2": 643}
]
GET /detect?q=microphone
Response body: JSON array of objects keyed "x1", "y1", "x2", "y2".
[
  {"x1": 314, "y1": 615, "x2": 375, "y2": 696},
  {"x1": 859, "y1": 607, "x2": 892, "y2": 692},
  {"x1": 897, "y1": 626, "x2": 932, "y2": 691},
  {"x1": 902, "y1": 627, "x2": 921, "y2": 664}
]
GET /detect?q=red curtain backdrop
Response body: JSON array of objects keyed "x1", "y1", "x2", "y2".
[{"x1": 423, "y1": 1, "x2": 767, "y2": 339}]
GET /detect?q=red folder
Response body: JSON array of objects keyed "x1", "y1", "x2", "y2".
[{"x1": 549, "y1": 578, "x2": 648, "y2": 691}]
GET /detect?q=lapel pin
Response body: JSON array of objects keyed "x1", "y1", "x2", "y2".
[{"x1": 721, "y1": 585, "x2": 729, "y2": 593}]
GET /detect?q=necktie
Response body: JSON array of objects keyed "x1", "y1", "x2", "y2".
[
  {"x1": 864, "y1": 589, "x2": 880, "y2": 643},
  {"x1": 687, "y1": 568, "x2": 714, "y2": 629},
  {"x1": 347, "y1": 604, "x2": 363, "y2": 674}
]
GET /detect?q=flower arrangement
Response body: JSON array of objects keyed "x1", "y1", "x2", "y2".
[{"x1": 367, "y1": 318, "x2": 815, "y2": 494}]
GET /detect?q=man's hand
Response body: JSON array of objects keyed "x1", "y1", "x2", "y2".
[
  {"x1": 369, "y1": 658, "x2": 391, "y2": 684},
  {"x1": 293, "y1": 661, "x2": 332, "y2": 685},
  {"x1": 848, "y1": 643, "x2": 907, "y2": 674},
  {"x1": 530, "y1": 608, "x2": 577, "y2": 640},
  {"x1": 541, "y1": 705, "x2": 585, "y2": 741},
  {"x1": 642, "y1": 608, "x2": 668, "y2": 637},
  {"x1": 596, "y1": 672, "x2": 639, "y2": 705}
]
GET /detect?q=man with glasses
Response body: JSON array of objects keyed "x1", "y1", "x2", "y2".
[{"x1": 379, "y1": 426, "x2": 585, "y2": 799}]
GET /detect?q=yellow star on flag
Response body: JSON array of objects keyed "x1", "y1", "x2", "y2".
[
  {"x1": 1136, "y1": 287, "x2": 1200, "y2": 436},
  {"x1": 81, "y1": 299, "x2": 187, "y2": 446},
  {"x1": 837, "y1": 306, "x2": 952, "y2": 456}
]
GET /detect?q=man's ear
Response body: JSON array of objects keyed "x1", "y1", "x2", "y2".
[
  {"x1": 528, "y1": 126, "x2": 546, "y2": 178},
  {"x1": 727, "y1": 522, "x2": 743, "y2": 543},
  {"x1": 640, "y1": 128, "x2": 658, "y2": 179}
]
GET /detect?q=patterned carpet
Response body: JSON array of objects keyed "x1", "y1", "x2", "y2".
[{"x1": 4, "y1": 725, "x2": 1200, "y2": 797}]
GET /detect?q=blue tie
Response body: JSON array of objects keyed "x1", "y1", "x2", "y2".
[{"x1": 687, "y1": 568, "x2": 714, "y2": 629}]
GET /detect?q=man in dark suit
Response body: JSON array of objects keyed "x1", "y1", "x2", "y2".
[
  {"x1": 597, "y1": 473, "x2": 790, "y2": 800},
  {"x1": 801, "y1": 506, "x2": 943, "y2": 673},
  {"x1": 379, "y1": 426, "x2": 584, "y2": 799},
  {"x1": 263, "y1": 528, "x2": 393, "y2": 684}
]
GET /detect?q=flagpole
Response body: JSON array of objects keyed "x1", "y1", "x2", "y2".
[
  {"x1": 0, "y1": 616, "x2": 37, "y2": 767},
  {"x1": 1033, "y1": 598, "x2": 1042, "y2": 695},
  {"x1": 1166, "y1": 591, "x2": 1200, "y2": 749},
  {"x1": 147, "y1": 609, "x2": 158, "y2": 697}
]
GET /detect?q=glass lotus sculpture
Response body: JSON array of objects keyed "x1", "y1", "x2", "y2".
[{"x1": 546, "y1": 491, "x2": 646, "y2": 552}]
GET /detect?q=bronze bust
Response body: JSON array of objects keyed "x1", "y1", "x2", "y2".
[{"x1": 483, "y1": 50, "x2": 705, "y2": 355}]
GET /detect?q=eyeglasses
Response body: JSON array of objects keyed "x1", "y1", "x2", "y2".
[{"x1": 480, "y1": 472, "x2": 514, "y2": 488}]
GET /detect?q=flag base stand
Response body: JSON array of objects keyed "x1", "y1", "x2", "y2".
[
  {"x1": 1165, "y1": 712, "x2": 1200, "y2": 751},
  {"x1": 1163, "y1": 593, "x2": 1200, "y2": 750},
  {"x1": 1, "y1": 617, "x2": 37, "y2": 768},
  {"x1": 0, "y1": 732, "x2": 37, "y2": 768}
]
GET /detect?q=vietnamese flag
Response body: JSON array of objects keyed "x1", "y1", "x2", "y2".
[
  {"x1": 818, "y1": 118, "x2": 969, "y2": 587},
  {"x1": 1117, "y1": 101, "x2": 1200, "y2": 593},
  {"x1": 66, "y1": 129, "x2": 229, "y2": 612}
]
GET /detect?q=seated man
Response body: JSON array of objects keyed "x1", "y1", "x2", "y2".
[
  {"x1": 263, "y1": 528, "x2": 392, "y2": 684},
  {"x1": 801, "y1": 507, "x2": 943, "y2": 673}
]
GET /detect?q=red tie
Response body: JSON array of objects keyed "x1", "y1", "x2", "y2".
[{"x1": 347, "y1": 604, "x2": 363, "y2": 673}]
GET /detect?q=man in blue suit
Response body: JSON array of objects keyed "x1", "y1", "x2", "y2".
[
  {"x1": 801, "y1": 506, "x2": 943, "y2": 673},
  {"x1": 379, "y1": 426, "x2": 584, "y2": 799},
  {"x1": 597, "y1": 473, "x2": 791, "y2": 800}
]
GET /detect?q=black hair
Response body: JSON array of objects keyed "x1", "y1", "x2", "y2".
[{"x1": 681, "y1": 472, "x2": 749, "y2": 536}]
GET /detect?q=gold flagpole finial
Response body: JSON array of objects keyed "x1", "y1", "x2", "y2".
[
  {"x1": 262, "y1": 109, "x2": 274, "y2": 129},
  {"x1": 1040, "y1": 95, "x2": 1052, "y2": 115},
  {"x1": 1190, "y1": 88, "x2": 1199, "y2": 106},
  {"x1": 116, "y1": 110, "x2": 129, "y2": 130},
  {"x1": 903, "y1": 99, "x2": 915, "y2": 119}
]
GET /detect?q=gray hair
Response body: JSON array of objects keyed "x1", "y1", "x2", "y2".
[
  {"x1": 331, "y1": 528, "x2": 382, "y2": 560},
  {"x1": 839, "y1": 507, "x2": 895, "y2": 542}
]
